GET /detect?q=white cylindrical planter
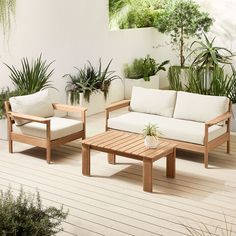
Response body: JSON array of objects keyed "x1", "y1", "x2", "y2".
[
  {"x1": 231, "y1": 104, "x2": 236, "y2": 132},
  {"x1": 68, "y1": 91, "x2": 110, "y2": 118},
  {"x1": 144, "y1": 136, "x2": 159, "y2": 149},
  {"x1": 0, "y1": 119, "x2": 8, "y2": 140},
  {"x1": 124, "y1": 74, "x2": 159, "y2": 99}
]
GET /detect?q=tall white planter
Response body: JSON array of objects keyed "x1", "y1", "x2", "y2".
[
  {"x1": 0, "y1": 119, "x2": 8, "y2": 140},
  {"x1": 68, "y1": 91, "x2": 110, "y2": 118},
  {"x1": 124, "y1": 74, "x2": 159, "y2": 99},
  {"x1": 231, "y1": 104, "x2": 236, "y2": 132}
]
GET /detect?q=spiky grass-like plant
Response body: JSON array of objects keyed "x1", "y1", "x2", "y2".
[{"x1": 5, "y1": 54, "x2": 55, "y2": 95}]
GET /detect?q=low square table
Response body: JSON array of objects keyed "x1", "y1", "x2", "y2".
[{"x1": 81, "y1": 130, "x2": 176, "y2": 192}]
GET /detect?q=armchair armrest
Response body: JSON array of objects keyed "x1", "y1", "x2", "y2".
[
  {"x1": 205, "y1": 112, "x2": 231, "y2": 127},
  {"x1": 52, "y1": 103, "x2": 87, "y2": 113},
  {"x1": 106, "y1": 100, "x2": 130, "y2": 113},
  {"x1": 9, "y1": 112, "x2": 50, "y2": 124}
]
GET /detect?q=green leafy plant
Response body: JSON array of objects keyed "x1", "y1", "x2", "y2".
[
  {"x1": 124, "y1": 55, "x2": 169, "y2": 81},
  {"x1": 0, "y1": 187, "x2": 68, "y2": 236},
  {"x1": 186, "y1": 65, "x2": 236, "y2": 102},
  {"x1": 0, "y1": 88, "x2": 19, "y2": 119},
  {"x1": 109, "y1": 0, "x2": 161, "y2": 29},
  {"x1": 5, "y1": 54, "x2": 55, "y2": 95},
  {"x1": 0, "y1": 0, "x2": 16, "y2": 39},
  {"x1": 154, "y1": 0, "x2": 213, "y2": 67},
  {"x1": 143, "y1": 123, "x2": 160, "y2": 138},
  {"x1": 168, "y1": 66, "x2": 185, "y2": 91},
  {"x1": 64, "y1": 59, "x2": 120, "y2": 104}
]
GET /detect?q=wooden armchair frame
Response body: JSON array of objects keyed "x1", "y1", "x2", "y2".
[
  {"x1": 4, "y1": 101, "x2": 87, "y2": 164},
  {"x1": 105, "y1": 100, "x2": 232, "y2": 168}
]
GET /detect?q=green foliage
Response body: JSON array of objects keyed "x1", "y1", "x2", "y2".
[
  {"x1": 124, "y1": 55, "x2": 169, "y2": 81},
  {"x1": 64, "y1": 59, "x2": 120, "y2": 104},
  {"x1": 188, "y1": 34, "x2": 235, "y2": 68},
  {"x1": 5, "y1": 54, "x2": 55, "y2": 96},
  {"x1": 143, "y1": 123, "x2": 160, "y2": 138},
  {"x1": 0, "y1": 88, "x2": 19, "y2": 119},
  {"x1": 0, "y1": 187, "x2": 68, "y2": 236},
  {"x1": 0, "y1": 0, "x2": 15, "y2": 38},
  {"x1": 167, "y1": 66, "x2": 184, "y2": 91},
  {"x1": 154, "y1": 0, "x2": 213, "y2": 67},
  {"x1": 186, "y1": 65, "x2": 236, "y2": 102},
  {"x1": 109, "y1": 0, "x2": 161, "y2": 29}
]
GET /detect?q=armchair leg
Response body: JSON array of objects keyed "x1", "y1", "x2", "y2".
[
  {"x1": 9, "y1": 140, "x2": 13, "y2": 153},
  {"x1": 204, "y1": 150, "x2": 208, "y2": 168},
  {"x1": 46, "y1": 147, "x2": 51, "y2": 164}
]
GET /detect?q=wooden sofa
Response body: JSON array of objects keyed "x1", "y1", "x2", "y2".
[{"x1": 105, "y1": 87, "x2": 231, "y2": 168}]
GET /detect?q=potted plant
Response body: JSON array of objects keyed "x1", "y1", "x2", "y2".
[
  {"x1": 64, "y1": 59, "x2": 120, "y2": 116},
  {"x1": 123, "y1": 55, "x2": 169, "y2": 98},
  {"x1": 143, "y1": 123, "x2": 160, "y2": 149},
  {"x1": 0, "y1": 55, "x2": 55, "y2": 140},
  {"x1": 0, "y1": 187, "x2": 68, "y2": 235},
  {"x1": 187, "y1": 34, "x2": 235, "y2": 89},
  {"x1": 230, "y1": 88, "x2": 236, "y2": 132}
]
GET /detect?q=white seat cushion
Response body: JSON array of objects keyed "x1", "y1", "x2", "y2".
[
  {"x1": 13, "y1": 117, "x2": 83, "y2": 140},
  {"x1": 9, "y1": 90, "x2": 54, "y2": 126},
  {"x1": 130, "y1": 87, "x2": 177, "y2": 117},
  {"x1": 173, "y1": 91, "x2": 229, "y2": 123},
  {"x1": 108, "y1": 112, "x2": 227, "y2": 145}
]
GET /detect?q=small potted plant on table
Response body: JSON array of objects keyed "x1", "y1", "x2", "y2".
[{"x1": 143, "y1": 123, "x2": 160, "y2": 149}]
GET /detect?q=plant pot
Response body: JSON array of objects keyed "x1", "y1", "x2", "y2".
[
  {"x1": 124, "y1": 74, "x2": 159, "y2": 99},
  {"x1": 68, "y1": 91, "x2": 110, "y2": 118},
  {"x1": 0, "y1": 119, "x2": 8, "y2": 140},
  {"x1": 231, "y1": 104, "x2": 236, "y2": 132},
  {"x1": 144, "y1": 136, "x2": 159, "y2": 149}
]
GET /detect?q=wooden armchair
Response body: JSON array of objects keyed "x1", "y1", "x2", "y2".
[{"x1": 4, "y1": 101, "x2": 87, "y2": 164}]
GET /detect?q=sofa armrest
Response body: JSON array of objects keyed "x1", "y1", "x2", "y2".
[
  {"x1": 106, "y1": 100, "x2": 130, "y2": 113},
  {"x1": 9, "y1": 112, "x2": 50, "y2": 124},
  {"x1": 52, "y1": 103, "x2": 87, "y2": 113},
  {"x1": 205, "y1": 112, "x2": 231, "y2": 127}
]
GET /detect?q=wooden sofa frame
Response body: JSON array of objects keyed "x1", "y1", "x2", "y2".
[
  {"x1": 4, "y1": 101, "x2": 87, "y2": 164},
  {"x1": 105, "y1": 100, "x2": 232, "y2": 168}
]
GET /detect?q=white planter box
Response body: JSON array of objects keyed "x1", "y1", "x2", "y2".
[
  {"x1": 0, "y1": 119, "x2": 8, "y2": 140},
  {"x1": 231, "y1": 104, "x2": 236, "y2": 132},
  {"x1": 68, "y1": 91, "x2": 110, "y2": 118},
  {"x1": 124, "y1": 74, "x2": 159, "y2": 99}
]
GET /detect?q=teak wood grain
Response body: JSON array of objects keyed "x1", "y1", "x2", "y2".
[{"x1": 81, "y1": 131, "x2": 176, "y2": 192}]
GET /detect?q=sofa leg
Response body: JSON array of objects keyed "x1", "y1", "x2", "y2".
[
  {"x1": 227, "y1": 140, "x2": 230, "y2": 154},
  {"x1": 46, "y1": 147, "x2": 51, "y2": 164},
  {"x1": 204, "y1": 151, "x2": 208, "y2": 168},
  {"x1": 9, "y1": 140, "x2": 13, "y2": 153}
]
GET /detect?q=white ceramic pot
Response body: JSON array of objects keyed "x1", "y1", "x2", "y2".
[
  {"x1": 144, "y1": 136, "x2": 159, "y2": 149},
  {"x1": 124, "y1": 74, "x2": 159, "y2": 99},
  {"x1": 231, "y1": 104, "x2": 236, "y2": 132},
  {"x1": 68, "y1": 91, "x2": 110, "y2": 118},
  {"x1": 0, "y1": 119, "x2": 8, "y2": 140}
]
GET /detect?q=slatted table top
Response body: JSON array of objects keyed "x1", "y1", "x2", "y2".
[{"x1": 81, "y1": 130, "x2": 176, "y2": 160}]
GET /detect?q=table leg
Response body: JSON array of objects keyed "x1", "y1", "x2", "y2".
[
  {"x1": 166, "y1": 148, "x2": 176, "y2": 178},
  {"x1": 82, "y1": 144, "x2": 90, "y2": 176},
  {"x1": 108, "y1": 153, "x2": 116, "y2": 165},
  {"x1": 143, "y1": 158, "x2": 153, "y2": 192}
]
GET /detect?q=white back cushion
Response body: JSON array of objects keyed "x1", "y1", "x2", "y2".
[
  {"x1": 173, "y1": 91, "x2": 229, "y2": 122},
  {"x1": 9, "y1": 90, "x2": 54, "y2": 126},
  {"x1": 130, "y1": 87, "x2": 177, "y2": 117}
]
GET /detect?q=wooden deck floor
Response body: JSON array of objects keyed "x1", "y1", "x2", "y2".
[{"x1": 0, "y1": 111, "x2": 236, "y2": 236}]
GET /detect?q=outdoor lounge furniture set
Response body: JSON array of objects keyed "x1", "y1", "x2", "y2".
[{"x1": 4, "y1": 87, "x2": 232, "y2": 191}]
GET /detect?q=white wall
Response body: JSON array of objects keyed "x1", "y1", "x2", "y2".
[
  {"x1": 0, "y1": 0, "x2": 235, "y2": 101},
  {"x1": 0, "y1": 0, "x2": 155, "y2": 103}
]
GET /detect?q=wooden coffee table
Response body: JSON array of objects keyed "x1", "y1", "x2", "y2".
[{"x1": 81, "y1": 130, "x2": 176, "y2": 192}]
